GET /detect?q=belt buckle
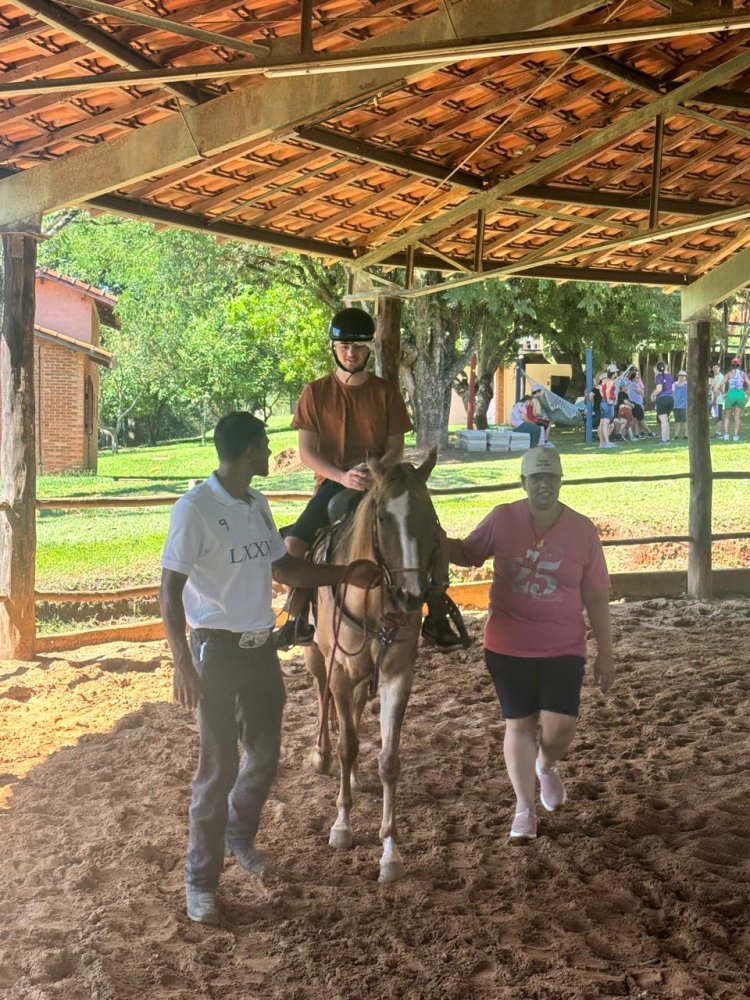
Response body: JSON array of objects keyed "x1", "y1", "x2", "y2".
[{"x1": 239, "y1": 629, "x2": 269, "y2": 649}]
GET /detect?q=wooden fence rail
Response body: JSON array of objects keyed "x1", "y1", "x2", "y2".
[{"x1": 23, "y1": 469, "x2": 750, "y2": 606}]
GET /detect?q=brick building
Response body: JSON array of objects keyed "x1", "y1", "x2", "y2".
[{"x1": 28, "y1": 269, "x2": 115, "y2": 474}]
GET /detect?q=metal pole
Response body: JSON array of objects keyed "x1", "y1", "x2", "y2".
[
  {"x1": 585, "y1": 345, "x2": 593, "y2": 445},
  {"x1": 515, "y1": 354, "x2": 524, "y2": 403},
  {"x1": 467, "y1": 353, "x2": 477, "y2": 429}
]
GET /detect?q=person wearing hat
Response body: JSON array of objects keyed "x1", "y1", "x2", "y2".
[
  {"x1": 721, "y1": 357, "x2": 750, "y2": 442},
  {"x1": 672, "y1": 369, "x2": 688, "y2": 441},
  {"x1": 277, "y1": 306, "x2": 465, "y2": 651},
  {"x1": 510, "y1": 394, "x2": 543, "y2": 447},
  {"x1": 440, "y1": 448, "x2": 614, "y2": 843}
]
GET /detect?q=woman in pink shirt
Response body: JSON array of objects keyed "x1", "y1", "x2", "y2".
[{"x1": 442, "y1": 448, "x2": 614, "y2": 843}]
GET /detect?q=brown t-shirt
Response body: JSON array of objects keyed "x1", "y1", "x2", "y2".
[{"x1": 292, "y1": 373, "x2": 413, "y2": 491}]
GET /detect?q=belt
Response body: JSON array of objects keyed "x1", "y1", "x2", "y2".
[{"x1": 193, "y1": 627, "x2": 272, "y2": 649}]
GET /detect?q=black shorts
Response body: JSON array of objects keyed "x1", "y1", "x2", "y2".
[
  {"x1": 655, "y1": 395, "x2": 674, "y2": 417},
  {"x1": 631, "y1": 403, "x2": 645, "y2": 420},
  {"x1": 484, "y1": 650, "x2": 586, "y2": 719},
  {"x1": 673, "y1": 407, "x2": 686, "y2": 422},
  {"x1": 286, "y1": 478, "x2": 346, "y2": 545}
]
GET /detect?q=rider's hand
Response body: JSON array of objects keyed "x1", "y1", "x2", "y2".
[
  {"x1": 340, "y1": 466, "x2": 372, "y2": 491},
  {"x1": 345, "y1": 560, "x2": 383, "y2": 589}
]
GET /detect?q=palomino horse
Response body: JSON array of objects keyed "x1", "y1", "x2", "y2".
[{"x1": 304, "y1": 449, "x2": 439, "y2": 883}]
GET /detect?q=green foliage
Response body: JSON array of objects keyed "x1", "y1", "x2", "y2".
[{"x1": 39, "y1": 213, "x2": 338, "y2": 442}]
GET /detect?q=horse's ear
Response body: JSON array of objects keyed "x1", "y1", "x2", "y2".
[
  {"x1": 367, "y1": 456, "x2": 386, "y2": 483},
  {"x1": 416, "y1": 447, "x2": 437, "y2": 484}
]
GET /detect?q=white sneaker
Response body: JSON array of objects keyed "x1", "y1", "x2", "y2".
[
  {"x1": 724, "y1": 434, "x2": 730, "y2": 441},
  {"x1": 733, "y1": 436, "x2": 740, "y2": 442},
  {"x1": 543, "y1": 441, "x2": 556, "y2": 448}
]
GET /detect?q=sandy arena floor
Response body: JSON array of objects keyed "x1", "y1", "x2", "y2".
[{"x1": 1, "y1": 598, "x2": 749, "y2": 1000}]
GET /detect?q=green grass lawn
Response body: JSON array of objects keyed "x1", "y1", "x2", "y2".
[{"x1": 35, "y1": 413, "x2": 750, "y2": 603}]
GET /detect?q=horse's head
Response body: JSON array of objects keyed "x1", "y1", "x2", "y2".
[{"x1": 366, "y1": 448, "x2": 438, "y2": 611}]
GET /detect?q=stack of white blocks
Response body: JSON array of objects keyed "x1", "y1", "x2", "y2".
[
  {"x1": 456, "y1": 428, "x2": 532, "y2": 452},
  {"x1": 456, "y1": 429, "x2": 489, "y2": 452}
]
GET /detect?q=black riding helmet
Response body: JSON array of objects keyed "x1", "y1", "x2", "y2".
[
  {"x1": 329, "y1": 307, "x2": 375, "y2": 374},
  {"x1": 329, "y1": 308, "x2": 376, "y2": 343}
]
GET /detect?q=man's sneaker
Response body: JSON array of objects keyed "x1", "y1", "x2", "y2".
[
  {"x1": 724, "y1": 434, "x2": 730, "y2": 441},
  {"x1": 509, "y1": 809, "x2": 537, "y2": 843},
  {"x1": 421, "y1": 614, "x2": 463, "y2": 651},
  {"x1": 535, "y1": 759, "x2": 567, "y2": 811},
  {"x1": 231, "y1": 845, "x2": 271, "y2": 876},
  {"x1": 733, "y1": 435, "x2": 740, "y2": 442},
  {"x1": 543, "y1": 441, "x2": 556, "y2": 448},
  {"x1": 186, "y1": 887, "x2": 219, "y2": 925},
  {"x1": 273, "y1": 617, "x2": 315, "y2": 651}
]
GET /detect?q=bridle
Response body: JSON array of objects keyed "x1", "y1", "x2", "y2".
[{"x1": 369, "y1": 495, "x2": 440, "y2": 611}]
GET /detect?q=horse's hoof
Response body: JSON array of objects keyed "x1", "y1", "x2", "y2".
[
  {"x1": 311, "y1": 749, "x2": 331, "y2": 775},
  {"x1": 378, "y1": 860, "x2": 405, "y2": 884},
  {"x1": 328, "y1": 827, "x2": 352, "y2": 850}
]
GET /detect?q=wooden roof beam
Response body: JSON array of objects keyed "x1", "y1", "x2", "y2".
[
  {"x1": 295, "y1": 126, "x2": 484, "y2": 189},
  {"x1": 393, "y1": 203, "x2": 750, "y2": 297},
  {"x1": 681, "y1": 245, "x2": 750, "y2": 321},
  {"x1": 10, "y1": 0, "x2": 204, "y2": 106},
  {"x1": 6, "y1": 8, "x2": 750, "y2": 101},
  {"x1": 84, "y1": 191, "x2": 358, "y2": 258},
  {"x1": 513, "y1": 183, "x2": 728, "y2": 217},
  {"x1": 0, "y1": 0, "x2": 599, "y2": 224},
  {"x1": 352, "y1": 46, "x2": 750, "y2": 270}
]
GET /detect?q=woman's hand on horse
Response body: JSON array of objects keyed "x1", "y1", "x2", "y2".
[
  {"x1": 345, "y1": 559, "x2": 384, "y2": 589},
  {"x1": 340, "y1": 466, "x2": 372, "y2": 491}
]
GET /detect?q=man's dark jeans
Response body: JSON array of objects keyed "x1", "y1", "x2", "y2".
[{"x1": 185, "y1": 631, "x2": 286, "y2": 890}]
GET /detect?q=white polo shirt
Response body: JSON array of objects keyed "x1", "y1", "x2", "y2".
[{"x1": 161, "y1": 472, "x2": 287, "y2": 632}]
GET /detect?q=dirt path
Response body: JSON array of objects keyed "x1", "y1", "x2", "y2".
[{"x1": 1, "y1": 599, "x2": 749, "y2": 999}]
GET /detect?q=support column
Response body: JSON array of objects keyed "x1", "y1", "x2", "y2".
[
  {"x1": 0, "y1": 226, "x2": 39, "y2": 660},
  {"x1": 687, "y1": 318, "x2": 712, "y2": 598},
  {"x1": 376, "y1": 297, "x2": 401, "y2": 384}
]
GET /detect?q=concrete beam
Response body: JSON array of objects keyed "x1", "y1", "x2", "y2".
[
  {"x1": 0, "y1": 0, "x2": 600, "y2": 226},
  {"x1": 681, "y1": 245, "x2": 750, "y2": 321}
]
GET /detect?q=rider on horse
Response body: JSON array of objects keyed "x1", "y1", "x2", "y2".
[{"x1": 274, "y1": 306, "x2": 466, "y2": 652}]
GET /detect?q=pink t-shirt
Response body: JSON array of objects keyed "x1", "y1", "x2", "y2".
[{"x1": 460, "y1": 499, "x2": 609, "y2": 658}]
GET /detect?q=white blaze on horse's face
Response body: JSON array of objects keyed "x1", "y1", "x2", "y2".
[{"x1": 384, "y1": 488, "x2": 422, "y2": 599}]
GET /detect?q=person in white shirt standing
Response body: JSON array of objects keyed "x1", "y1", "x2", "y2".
[{"x1": 160, "y1": 411, "x2": 380, "y2": 925}]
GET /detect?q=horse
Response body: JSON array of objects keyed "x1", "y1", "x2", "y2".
[{"x1": 304, "y1": 448, "x2": 439, "y2": 883}]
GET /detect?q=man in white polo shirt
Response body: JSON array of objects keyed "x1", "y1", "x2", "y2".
[{"x1": 160, "y1": 411, "x2": 380, "y2": 925}]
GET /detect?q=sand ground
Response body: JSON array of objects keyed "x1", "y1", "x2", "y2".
[{"x1": 1, "y1": 598, "x2": 749, "y2": 999}]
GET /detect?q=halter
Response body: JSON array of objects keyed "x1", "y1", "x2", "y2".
[{"x1": 369, "y1": 496, "x2": 440, "y2": 610}]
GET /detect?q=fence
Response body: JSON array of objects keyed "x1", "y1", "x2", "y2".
[{"x1": 26, "y1": 470, "x2": 750, "y2": 652}]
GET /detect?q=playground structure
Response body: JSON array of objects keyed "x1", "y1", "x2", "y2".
[{"x1": 2, "y1": 0, "x2": 750, "y2": 658}]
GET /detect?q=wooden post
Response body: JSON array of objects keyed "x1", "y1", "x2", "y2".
[
  {"x1": 0, "y1": 226, "x2": 39, "y2": 660},
  {"x1": 687, "y1": 318, "x2": 712, "y2": 598},
  {"x1": 376, "y1": 296, "x2": 401, "y2": 384}
]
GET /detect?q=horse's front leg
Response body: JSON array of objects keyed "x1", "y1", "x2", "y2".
[
  {"x1": 329, "y1": 666, "x2": 358, "y2": 850},
  {"x1": 350, "y1": 678, "x2": 369, "y2": 793},
  {"x1": 378, "y1": 667, "x2": 413, "y2": 883},
  {"x1": 304, "y1": 642, "x2": 332, "y2": 774}
]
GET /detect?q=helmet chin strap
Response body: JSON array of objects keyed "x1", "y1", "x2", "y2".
[{"x1": 332, "y1": 344, "x2": 370, "y2": 379}]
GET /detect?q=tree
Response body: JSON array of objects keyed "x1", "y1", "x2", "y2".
[
  {"x1": 531, "y1": 281, "x2": 683, "y2": 396},
  {"x1": 398, "y1": 274, "x2": 538, "y2": 448}
]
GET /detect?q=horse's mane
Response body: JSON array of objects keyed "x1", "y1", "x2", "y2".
[{"x1": 334, "y1": 463, "x2": 422, "y2": 560}]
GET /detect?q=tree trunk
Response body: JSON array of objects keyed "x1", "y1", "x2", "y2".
[{"x1": 0, "y1": 227, "x2": 39, "y2": 660}]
